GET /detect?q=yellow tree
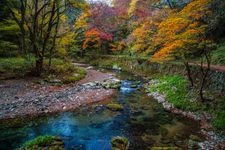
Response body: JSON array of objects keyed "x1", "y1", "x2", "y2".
[{"x1": 73, "y1": 10, "x2": 91, "y2": 57}]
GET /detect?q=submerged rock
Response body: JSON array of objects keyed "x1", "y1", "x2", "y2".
[
  {"x1": 130, "y1": 84, "x2": 138, "y2": 88},
  {"x1": 106, "y1": 103, "x2": 123, "y2": 111},
  {"x1": 131, "y1": 110, "x2": 145, "y2": 116},
  {"x1": 111, "y1": 136, "x2": 129, "y2": 150}
]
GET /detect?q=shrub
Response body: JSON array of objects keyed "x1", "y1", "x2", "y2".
[
  {"x1": 45, "y1": 58, "x2": 75, "y2": 74},
  {"x1": 0, "y1": 57, "x2": 35, "y2": 75}
]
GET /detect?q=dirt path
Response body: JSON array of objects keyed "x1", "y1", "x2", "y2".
[
  {"x1": 189, "y1": 62, "x2": 225, "y2": 73},
  {"x1": 0, "y1": 64, "x2": 117, "y2": 120}
]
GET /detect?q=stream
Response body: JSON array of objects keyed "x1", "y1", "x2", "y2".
[{"x1": 0, "y1": 70, "x2": 202, "y2": 150}]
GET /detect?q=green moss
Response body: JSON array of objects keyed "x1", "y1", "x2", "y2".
[
  {"x1": 20, "y1": 136, "x2": 64, "y2": 150},
  {"x1": 111, "y1": 136, "x2": 129, "y2": 150},
  {"x1": 212, "y1": 100, "x2": 225, "y2": 131},
  {"x1": 213, "y1": 111, "x2": 225, "y2": 130},
  {"x1": 147, "y1": 75, "x2": 201, "y2": 112},
  {"x1": 106, "y1": 103, "x2": 123, "y2": 111}
]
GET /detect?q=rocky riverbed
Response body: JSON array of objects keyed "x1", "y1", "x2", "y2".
[{"x1": 0, "y1": 65, "x2": 121, "y2": 120}]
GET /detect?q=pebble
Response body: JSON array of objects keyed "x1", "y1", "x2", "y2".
[{"x1": 0, "y1": 76, "x2": 120, "y2": 121}]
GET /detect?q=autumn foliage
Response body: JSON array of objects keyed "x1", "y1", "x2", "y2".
[
  {"x1": 151, "y1": 0, "x2": 213, "y2": 62},
  {"x1": 83, "y1": 28, "x2": 112, "y2": 50},
  {"x1": 74, "y1": 0, "x2": 217, "y2": 60}
]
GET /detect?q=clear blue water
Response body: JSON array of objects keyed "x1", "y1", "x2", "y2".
[{"x1": 0, "y1": 71, "x2": 201, "y2": 150}]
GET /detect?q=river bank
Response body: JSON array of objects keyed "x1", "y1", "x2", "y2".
[
  {"x1": 0, "y1": 69, "x2": 204, "y2": 150},
  {"x1": 0, "y1": 64, "x2": 120, "y2": 120}
]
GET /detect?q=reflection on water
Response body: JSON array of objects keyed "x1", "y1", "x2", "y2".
[{"x1": 0, "y1": 71, "x2": 201, "y2": 150}]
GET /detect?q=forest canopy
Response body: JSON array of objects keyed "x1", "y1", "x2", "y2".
[{"x1": 0, "y1": 0, "x2": 225, "y2": 74}]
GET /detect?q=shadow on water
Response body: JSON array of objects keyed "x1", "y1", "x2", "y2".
[{"x1": 0, "y1": 70, "x2": 202, "y2": 150}]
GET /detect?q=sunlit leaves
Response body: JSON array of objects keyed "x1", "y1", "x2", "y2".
[
  {"x1": 128, "y1": 0, "x2": 137, "y2": 16},
  {"x1": 74, "y1": 11, "x2": 91, "y2": 30},
  {"x1": 151, "y1": 0, "x2": 213, "y2": 62}
]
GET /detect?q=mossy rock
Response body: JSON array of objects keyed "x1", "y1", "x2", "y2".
[
  {"x1": 130, "y1": 84, "x2": 138, "y2": 88},
  {"x1": 104, "y1": 82, "x2": 121, "y2": 89},
  {"x1": 112, "y1": 64, "x2": 122, "y2": 71},
  {"x1": 19, "y1": 136, "x2": 64, "y2": 150},
  {"x1": 111, "y1": 136, "x2": 129, "y2": 150},
  {"x1": 106, "y1": 103, "x2": 123, "y2": 111},
  {"x1": 189, "y1": 135, "x2": 201, "y2": 142},
  {"x1": 151, "y1": 147, "x2": 180, "y2": 150}
]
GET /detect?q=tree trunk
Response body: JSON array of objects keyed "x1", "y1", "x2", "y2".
[
  {"x1": 8, "y1": 0, "x2": 27, "y2": 54},
  {"x1": 35, "y1": 55, "x2": 43, "y2": 76},
  {"x1": 199, "y1": 50, "x2": 211, "y2": 103},
  {"x1": 20, "y1": 27, "x2": 26, "y2": 54},
  {"x1": 183, "y1": 61, "x2": 194, "y2": 87},
  {"x1": 49, "y1": 0, "x2": 60, "y2": 68},
  {"x1": 199, "y1": 70, "x2": 207, "y2": 102}
]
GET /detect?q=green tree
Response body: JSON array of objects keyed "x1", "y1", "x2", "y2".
[{"x1": 6, "y1": 0, "x2": 87, "y2": 75}]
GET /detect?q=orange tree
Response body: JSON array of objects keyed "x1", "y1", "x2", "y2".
[
  {"x1": 83, "y1": 28, "x2": 112, "y2": 55},
  {"x1": 151, "y1": 0, "x2": 214, "y2": 88}
]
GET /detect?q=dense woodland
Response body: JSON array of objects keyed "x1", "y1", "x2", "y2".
[
  {"x1": 1, "y1": 0, "x2": 225, "y2": 68},
  {"x1": 0, "y1": 0, "x2": 225, "y2": 149}
]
